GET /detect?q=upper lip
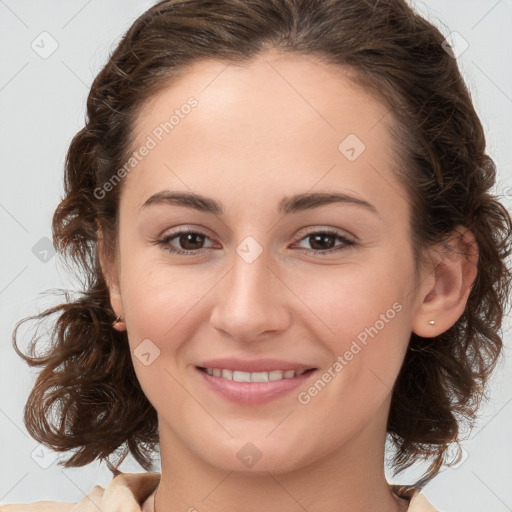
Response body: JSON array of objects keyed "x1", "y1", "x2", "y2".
[{"x1": 197, "y1": 358, "x2": 317, "y2": 373}]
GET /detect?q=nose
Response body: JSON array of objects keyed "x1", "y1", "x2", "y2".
[{"x1": 209, "y1": 247, "x2": 292, "y2": 342}]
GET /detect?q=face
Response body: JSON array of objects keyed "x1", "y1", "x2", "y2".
[{"x1": 106, "y1": 51, "x2": 425, "y2": 474}]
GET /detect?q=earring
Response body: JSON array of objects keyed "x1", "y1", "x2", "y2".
[
  {"x1": 112, "y1": 315, "x2": 126, "y2": 331},
  {"x1": 428, "y1": 320, "x2": 435, "y2": 325}
]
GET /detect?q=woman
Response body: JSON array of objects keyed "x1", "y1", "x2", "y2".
[{"x1": 3, "y1": 0, "x2": 511, "y2": 511}]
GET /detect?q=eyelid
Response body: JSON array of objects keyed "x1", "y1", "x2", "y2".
[
  {"x1": 153, "y1": 225, "x2": 356, "y2": 256},
  {"x1": 294, "y1": 225, "x2": 357, "y2": 242},
  {"x1": 155, "y1": 224, "x2": 217, "y2": 245},
  {"x1": 291, "y1": 228, "x2": 356, "y2": 255},
  {"x1": 155, "y1": 227, "x2": 217, "y2": 252}
]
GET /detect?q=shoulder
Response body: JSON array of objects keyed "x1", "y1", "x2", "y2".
[
  {"x1": 408, "y1": 492, "x2": 439, "y2": 512},
  {"x1": 0, "y1": 473, "x2": 160, "y2": 511},
  {"x1": 0, "y1": 485, "x2": 103, "y2": 511},
  {"x1": 391, "y1": 484, "x2": 439, "y2": 512},
  {"x1": 0, "y1": 504, "x2": 76, "y2": 512},
  {"x1": 0, "y1": 484, "x2": 104, "y2": 512}
]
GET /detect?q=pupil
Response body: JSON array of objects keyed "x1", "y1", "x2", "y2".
[
  {"x1": 310, "y1": 234, "x2": 334, "y2": 250},
  {"x1": 181, "y1": 233, "x2": 203, "y2": 250}
]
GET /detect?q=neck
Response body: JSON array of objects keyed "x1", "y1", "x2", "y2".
[{"x1": 153, "y1": 400, "x2": 408, "y2": 512}]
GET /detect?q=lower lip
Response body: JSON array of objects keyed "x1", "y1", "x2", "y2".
[{"x1": 195, "y1": 367, "x2": 317, "y2": 405}]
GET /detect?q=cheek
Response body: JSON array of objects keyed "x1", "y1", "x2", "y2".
[
  {"x1": 293, "y1": 257, "x2": 410, "y2": 339},
  {"x1": 119, "y1": 259, "x2": 214, "y2": 412},
  {"x1": 290, "y1": 279, "x2": 410, "y2": 449},
  {"x1": 293, "y1": 259, "x2": 412, "y2": 396},
  {"x1": 119, "y1": 251, "x2": 219, "y2": 357},
  {"x1": 112, "y1": 219, "x2": 214, "y2": 416}
]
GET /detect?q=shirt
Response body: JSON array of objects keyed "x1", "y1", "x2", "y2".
[{"x1": 0, "y1": 472, "x2": 439, "y2": 511}]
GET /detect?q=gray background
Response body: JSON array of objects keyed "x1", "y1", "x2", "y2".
[{"x1": 0, "y1": 1, "x2": 511, "y2": 510}]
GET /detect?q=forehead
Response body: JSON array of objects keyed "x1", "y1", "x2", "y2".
[
  {"x1": 125, "y1": 51, "x2": 408, "y2": 223},
  {"x1": 134, "y1": 50, "x2": 392, "y2": 142}
]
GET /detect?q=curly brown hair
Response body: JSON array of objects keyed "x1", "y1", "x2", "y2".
[{"x1": 13, "y1": 0, "x2": 511, "y2": 489}]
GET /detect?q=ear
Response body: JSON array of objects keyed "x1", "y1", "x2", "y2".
[
  {"x1": 97, "y1": 220, "x2": 126, "y2": 332},
  {"x1": 412, "y1": 226, "x2": 478, "y2": 337}
]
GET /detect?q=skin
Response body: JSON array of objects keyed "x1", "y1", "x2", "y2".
[{"x1": 100, "y1": 50, "x2": 478, "y2": 512}]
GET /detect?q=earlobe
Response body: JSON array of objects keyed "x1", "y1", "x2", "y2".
[
  {"x1": 112, "y1": 315, "x2": 126, "y2": 332},
  {"x1": 412, "y1": 227, "x2": 478, "y2": 338},
  {"x1": 97, "y1": 222, "x2": 125, "y2": 330}
]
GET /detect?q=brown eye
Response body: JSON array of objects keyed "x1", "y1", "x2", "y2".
[
  {"x1": 295, "y1": 230, "x2": 355, "y2": 255},
  {"x1": 158, "y1": 230, "x2": 214, "y2": 255},
  {"x1": 308, "y1": 233, "x2": 337, "y2": 251},
  {"x1": 176, "y1": 232, "x2": 206, "y2": 251}
]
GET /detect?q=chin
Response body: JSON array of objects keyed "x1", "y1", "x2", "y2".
[{"x1": 197, "y1": 436, "x2": 313, "y2": 475}]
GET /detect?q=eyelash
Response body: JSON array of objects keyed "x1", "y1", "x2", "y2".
[{"x1": 154, "y1": 228, "x2": 356, "y2": 256}]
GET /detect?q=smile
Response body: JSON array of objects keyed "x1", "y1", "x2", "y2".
[
  {"x1": 195, "y1": 366, "x2": 318, "y2": 405},
  {"x1": 198, "y1": 367, "x2": 312, "y2": 382}
]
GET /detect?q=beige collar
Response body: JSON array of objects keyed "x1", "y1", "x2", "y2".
[{"x1": 100, "y1": 473, "x2": 438, "y2": 512}]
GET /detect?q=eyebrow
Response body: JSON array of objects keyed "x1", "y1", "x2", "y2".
[{"x1": 140, "y1": 190, "x2": 378, "y2": 216}]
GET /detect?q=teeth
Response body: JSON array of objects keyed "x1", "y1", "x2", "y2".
[
  {"x1": 233, "y1": 370, "x2": 251, "y2": 382},
  {"x1": 203, "y1": 367, "x2": 308, "y2": 381}
]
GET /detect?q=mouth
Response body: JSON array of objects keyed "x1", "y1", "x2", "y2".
[
  {"x1": 195, "y1": 365, "x2": 318, "y2": 405},
  {"x1": 196, "y1": 366, "x2": 317, "y2": 382}
]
